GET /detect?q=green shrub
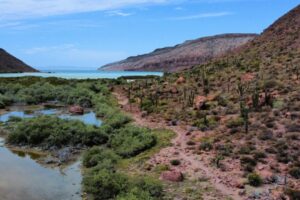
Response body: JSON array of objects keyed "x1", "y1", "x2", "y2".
[
  {"x1": 83, "y1": 169, "x2": 128, "y2": 200},
  {"x1": 247, "y1": 173, "x2": 262, "y2": 187},
  {"x1": 170, "y1": 159, "x2": 181, "y2": 166},
  {"x1": 110, "y1": 125, "x2": 156, "y2": 158},
  {"x1": 7, "y1": 116, "x2": 107, "y2": 147},
  {"x1": 199, "y1": 141, "x2": 213, "y2": 151},
  {"x1": 105, "y1": 113, "x2": 132, "y2": 129},
  {"x1": 83, "y1": 147, "x2": 120, "y2": 168},
  {"x1": 130, "y1": 177, "x2": 163, "y2": 198},
  {"x1": 116, "y1": 188, "x2": 153, "y2": 200},
  {"x1": 226, "y1": 117, "x2": 244, "y2": 128}
]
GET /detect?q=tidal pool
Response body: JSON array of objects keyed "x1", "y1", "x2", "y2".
[
  {"x1": 0, "y1": 107, "x2": 102, "y2": 127},
  {"x1": 0, "y1": 107, "x2": 103, "y2": 200},
  {"x1": 0, "y1": 138, "x2": 82, "y2": 200}
]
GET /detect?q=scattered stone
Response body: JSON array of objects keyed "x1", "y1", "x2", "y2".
[
  {"x1": 239, "y1": 190, "x2": 246, "y2": 196},
  {"x1": 141, "y1": 111, "x2": 148, "y2": 118},
  {"x1": 160, "y1": 170, "x2": 184, "y2": 182},
  {"x1": 44, "y1": 156, "x2": 58, "y2": 164},
  {"x1": 57, "y1": 147, "x2": 72, "y2": 163}
]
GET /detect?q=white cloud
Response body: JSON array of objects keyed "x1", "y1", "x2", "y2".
[
  {"x1": 168, "y1": 12, "x2": 233, "y2": 20},
  {"x1": 0, "y1": 0, "x2": 171, "y2": 21},
  {"x1": 106, "y1": 10, "x2": 134, "y2": 17}
]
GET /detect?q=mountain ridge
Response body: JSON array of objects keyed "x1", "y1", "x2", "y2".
[
  {"x1": 100, "y1": 33, "x2": 258, "y2": 72},
  {"x1": 0, "y1": 48, "x2": 38, "y2": 73}
]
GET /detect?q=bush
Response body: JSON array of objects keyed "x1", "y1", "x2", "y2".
[
  {"x1": 247, "y1": 173, "x2": 262, "y2": 187},
  {"x1": 130, "y1": 177, "x2": 163, "y2": 198},
  {"x1": 83, "y1": 169, "x2": 128, "y2": 200},
  {"x1": 253, "y1": 151, "x2": 267, "y2": 160},
  {"x1": 7, "y1": 116, "x2": 107, "y2": 147},
  {"x1": 199, "y1": 141, "x2": 213, "y2": 151},
  {"x1": 240, "y1": 156, "x2": 257, "y2": 172},
  {"x1": 285, "y1": 188, "x2": 300, "y2": 200},
  {"x1": 289, "y1": 167, "x2": 300, "y2": 179},
  {"x1": 110, "y1": 125, "x2": 156, "y2": 158},
  {"x1": 170, "y1": 159, "x2": 181, "y2": 166},
  {"x1": 83, "y1": 147, "x2": 120, "y2": 168},
  {"x1": 226, "y1": 117, "x2": 244, "y2": 128},
  {"x1": 116, "y1": 188, "x2": 153, "y2": 200},
  {"x1": 105, "y1": 113, "x2": 132, "y2": 129}
]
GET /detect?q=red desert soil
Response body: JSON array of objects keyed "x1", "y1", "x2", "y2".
[{"x1": 113, "y1": 89, "x2": 246, "y2": 200}]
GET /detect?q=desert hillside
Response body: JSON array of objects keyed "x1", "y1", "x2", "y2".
[
  {"x1": 100, "y1": 34, "x2": 257, "y2": 72},
  {"x1": 0, "y1": 48, "x2": 38, "y2": 73},
  {"x1": 118, "y1": 4, "x2": 300, "y2": 199}
]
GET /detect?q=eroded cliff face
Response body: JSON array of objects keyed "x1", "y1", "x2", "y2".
[
  {"x1": 0, "y1": 49, "x2": 37, "y2": 73},
  {"x1": 100, "y1": 34, "x2": 257, "y2": 72}
]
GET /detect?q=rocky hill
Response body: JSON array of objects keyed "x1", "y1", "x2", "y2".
[
  {"x1": 118, "y1": 4, "x2": 300, "y2": 199},
  {"x1": 209, "y1": 4, "x2": 300, "y2": 70},
  {"x1": 0, "y1": 49, "x2": 38, "y2": 73},
  {"x1": 100, "y1": 34, "x2": 257, "y2": 72}
]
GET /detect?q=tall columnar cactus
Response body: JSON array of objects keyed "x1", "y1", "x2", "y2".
[
  {"x1": 201, "y1": 66, "x2": 209, "y2": 95},
  {"x1": 252, "y1": 83, "x2": 260, "y2": 111}
]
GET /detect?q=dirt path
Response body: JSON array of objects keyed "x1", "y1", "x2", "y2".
[{"x1": 113, "y1": 90, "x2": 243, "y2": 200}]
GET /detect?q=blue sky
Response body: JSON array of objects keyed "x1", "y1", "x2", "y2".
[{"x1": 0, "y1": 0, "x2": 299, "y2": 70}]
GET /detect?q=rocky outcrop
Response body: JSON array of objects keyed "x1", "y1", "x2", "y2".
[
  {"x1": 100, "y1": 34, "x2": 257, "y2": 72},
  {"x1": 0, "y1": 48, "x2": 38, "y2": 73},
  {"x1": 69, "y1": 105, "x2": 84, "y2": 115}
]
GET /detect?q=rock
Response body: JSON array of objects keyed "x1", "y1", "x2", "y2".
[
  {"x1": 187, "y1": 126, "x2": 198, "y2": 132},
  {"x1": 170, "y1": 86, "x2": 179, "y2": 94},
  {"x1": 176, "y1": 76, "x2": 186, "y2": 84},
  {"x1": 241, "y1": 73, "x2": 255, "y2": 83},
  {"x1": 193, "y1": 96, "x2": 207, "y2": 110},
  {"x1": 44, "y1": 156, "x2": 58, "y2": 164},
  {"x1": 69, "y1": 105, "x2": 84, "y2": 115},
  {"x1": 239, "y1": 190, "x2": 246, "y2": 196},
  {"x1": 141, "y1": 111, "x2": 148, "y2": 118},
  {"x1": 57, "y1": 147, "x2": 72, "y2": 163},
  {"x1": 160, "y1": 170, "x2": 184, "y2": 182}
]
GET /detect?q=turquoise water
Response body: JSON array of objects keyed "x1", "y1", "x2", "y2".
[
  {"x1": 0, "y1": 108, "x2": 102, "y2": 127},
  {"x1": 0, "y1": 70, "x2": 163, "y2": 79}
]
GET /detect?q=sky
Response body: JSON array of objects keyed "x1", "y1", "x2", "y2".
[{"x1": 0, "y1": 0, "x2": 299, "y2": 70}]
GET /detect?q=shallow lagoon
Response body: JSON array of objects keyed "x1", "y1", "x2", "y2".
[
  {"x1": 0, "y1": 70, "x2": 163, "y2": 79},
  {"x1": 0, "y1": 107, "x2": 103, "y2": 200}
]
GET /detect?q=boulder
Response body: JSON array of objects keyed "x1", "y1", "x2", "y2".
[
  {"x1": 176, "y1": 76, "x2": 186, "y2": 84},
  {"x1": 193, "y1": 96, "x2": 207, "y2": 110},
  {"x1": 241, "y1": 73, "x2": 255, "y2": 83},
  {"x1": 160, "y1": 170, "x2": 184, "y2": 182},
  {"x1": 69, "y1": 105, "x2": 84, "y2": 115}
]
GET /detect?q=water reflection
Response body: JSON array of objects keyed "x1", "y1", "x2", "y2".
[
  {"x1": 0, "y1": 107, "x2": 102, "y2": 127},
  {"x1": 0, "y1": 106, "x2": 103, "y2": 200}
]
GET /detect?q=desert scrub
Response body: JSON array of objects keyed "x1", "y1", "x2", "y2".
[
  {"x1": 83, "y1": 149, "x2": 163, "y2": 200},
  {"x1": 170, "y1": 159, "x2": 181, "y2": 166},
  {"x1": 7, "y1": 116, "x2": 108, "y2": 147},
  {"x1": 226, "y1": 117, "x2": 244, "y2": 128},
  {"x1": 289, "y1": 167, "x2": 300, "y2": 179},
  {"x1": 109, "y1": 125, "x2": 157, "y2": 158},
  {"x1": 285, "y1": 188, "x2": 300, "y2": 200},
  {"x1": 247, "y1": 173, "x2": 263, "y2": 187},
  {"x1": 199, "y1": 141, "x2": 213, "y2": 151}
]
